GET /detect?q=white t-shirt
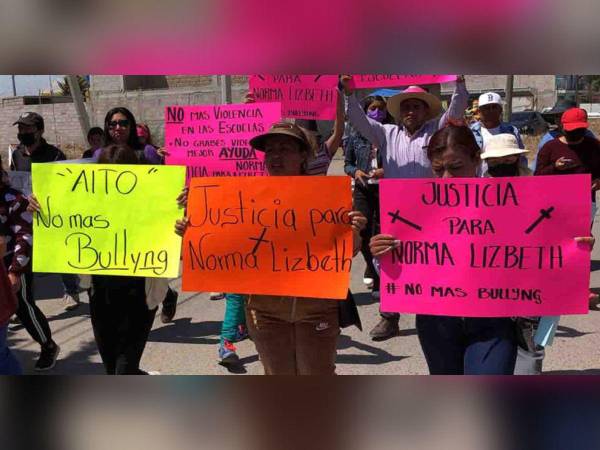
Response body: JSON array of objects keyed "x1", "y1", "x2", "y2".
[{"x1": 480, "y1": 125, "x2": 501, "y2": 146}]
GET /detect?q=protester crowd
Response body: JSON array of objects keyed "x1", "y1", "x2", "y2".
[{"x1": 1, "y1": 75, "x2": 598, "y2": 376}]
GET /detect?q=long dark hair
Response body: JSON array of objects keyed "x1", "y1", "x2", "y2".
[
  {"x1": 361, "y1": 95, "x2": 395, "y2": 124},
  {"x1": 97, "y1": 144, "x2": 140, "y2": 165},
  {"x1": 426, "y1": 125, "x2": 480, "y2": 161},
  {"x1": 103, "y1": 107, "x2": 142, "y2": 150}
]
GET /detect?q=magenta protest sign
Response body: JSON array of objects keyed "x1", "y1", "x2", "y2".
[
  {"x1": 379, "y1": 175, "x2": 591, "y2": 317},
  {"x1": 249, "y1": 75, "x2": 338, "y2": 120},
  {"x1": 165, "y1": 103, "x2": 281, "y2": 179},
  {"x1": 350, "y1": 74, "x2": 457, "y2": 89}
]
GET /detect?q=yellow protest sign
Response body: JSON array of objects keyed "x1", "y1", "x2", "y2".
[{"x1": 32, "y1": 163, "x2": 185, "y2": 278}]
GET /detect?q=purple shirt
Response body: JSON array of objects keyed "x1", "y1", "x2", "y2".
[
  {"x1": 93, "y1": 144, "x2": 162, "y2": 164},
  {"x1": 346, "y1": 82, "x2": 469, "y2": 179}
]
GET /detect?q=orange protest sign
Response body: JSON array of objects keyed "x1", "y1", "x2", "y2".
[{"x1": 182, "y1": 176, "x2": 353, "y2": 299}]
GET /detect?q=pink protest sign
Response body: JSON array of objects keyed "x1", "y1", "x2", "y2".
[
  {"x1": 350, "y1": 74, "x2": 457, "y2": 89},
  {"x1": 379, "y1": 175, "x2": 592, "y2": 317},
  {"x1": 249, "y1": 75, "x2": 338, "y2": 120},
  {"x1": 165, "y1": 103, "x2": 281, "y2": 180}
]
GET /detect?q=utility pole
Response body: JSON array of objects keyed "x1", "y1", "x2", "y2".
[
  {"x1": 11, "y1": 75, "x2": 16, "y2": 96},
  {"x1": 574, "y1": 75, "x2": 580, "y2": 105},
  {"x1": 220, "y1": 75, "x2": 232, "y2": 104},
  {"x1": 66, "y1": 75, "x2": 91, "y2": 141},
  {"x1": 504, "y1": 75, "x2": 514, "y2": 122}
]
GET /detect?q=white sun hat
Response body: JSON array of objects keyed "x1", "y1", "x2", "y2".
[{"x1": 481, "y1": 134, "x2": 529, "y2": 159}]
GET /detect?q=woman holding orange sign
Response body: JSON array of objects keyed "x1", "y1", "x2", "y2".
[{"x1": 176, "y1": 122, "x2": 366, "y2": 375}]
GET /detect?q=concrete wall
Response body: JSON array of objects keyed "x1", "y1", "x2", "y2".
[
  {"x1": 0, "y1": 96, "x2": 85, "y2": 164},
  {"x1": 1, "y1": 75, "x2": 558, "y2": 166},
  {"x1": 442, "y1": 75, "x2": 557, "y2": 111}
]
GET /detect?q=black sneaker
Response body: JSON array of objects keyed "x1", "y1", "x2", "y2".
[
  {"x1": 160, "y1": 289, "x2": 179, "y2": 324},
  {"x1": 35, "y1": 343, "x2": 60, "y2": 372}
]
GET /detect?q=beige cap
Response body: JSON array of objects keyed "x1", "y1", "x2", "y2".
[{"x1": 481, "y1": 134, "x2": 529, "y2": 159}]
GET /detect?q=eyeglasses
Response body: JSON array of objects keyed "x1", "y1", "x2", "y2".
[{"x1": 108, "y1": 119, "x2": 130, "y2": 129}]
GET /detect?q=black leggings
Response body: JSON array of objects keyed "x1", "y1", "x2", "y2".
[
  {"x1": 90, "y1": 277, "x2": 156, "y2": 375},
  {"x1": 2, "y1": 260, "x2": 53, "y2": 347}
]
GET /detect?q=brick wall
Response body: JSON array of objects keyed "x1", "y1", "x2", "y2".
[{"x1": 0, "y1": 98, "x2": 87, "y2": 165}]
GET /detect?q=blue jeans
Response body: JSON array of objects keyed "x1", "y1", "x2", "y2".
[
  {"x1": 62, "y1": 274, "x2": 80, "y2": 296},
  {"x1": 0, "y1": 324, "x2": 22, "y2": 375},
  {"x1": 416, "y1": 315, "x2": 517, "y2": 375}
]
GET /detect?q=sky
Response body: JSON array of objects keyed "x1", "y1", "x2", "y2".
[{"x1": 0, "y1": 75, "x2": 65, "y2": 97}]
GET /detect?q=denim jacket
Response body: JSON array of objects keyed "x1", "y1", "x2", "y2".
[
  {"x1": 343, "y1": 131, "x2": 383, "y2": 177},
  {"x1": 470, "y1": 121, "x2": 524, "y2": 149}
]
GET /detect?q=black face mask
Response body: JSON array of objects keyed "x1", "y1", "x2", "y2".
[
  {"x1": 488, "y1": 162, "x2": 519, "y2": 177},
  {"x1": 17, "y1": 132, "x2": 36, "y2": 147},
  {"x1": 563, "y1": 129, "x2": 586, "y2": 143}
]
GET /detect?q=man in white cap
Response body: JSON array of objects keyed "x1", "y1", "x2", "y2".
[
  {"x1": 470, "y1": 92, "x2": 524, "y2": 150},
  {"x1": 341, "y1": 75, "x2": 468, "y2": 340}
]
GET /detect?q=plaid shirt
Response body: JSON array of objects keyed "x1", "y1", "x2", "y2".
[{"x1": 0, "y1": 185, "x2": 33, "y2": 275}]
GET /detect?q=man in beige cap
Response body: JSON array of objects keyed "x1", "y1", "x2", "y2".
[{"x1": 481, "y1": 133, "x2": 531, "y2": 177}]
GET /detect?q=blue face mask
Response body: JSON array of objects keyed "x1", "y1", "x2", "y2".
[{"x1": 367, "y1": 109, "x2": 386, "y2": 123}]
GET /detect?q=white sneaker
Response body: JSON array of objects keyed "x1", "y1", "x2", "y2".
[
  {"x1": 209, "y1": 292, "x2": 225, "y2": 300},
  {"x1": 146, "y1": 371, "x2": 161, "y2": 375},
  {"x1": 363, "y1": 277, "x2": 374, "y2": 287},
  {"x1": 63, "y1": 293, "x2": 81, "y2": 311}
]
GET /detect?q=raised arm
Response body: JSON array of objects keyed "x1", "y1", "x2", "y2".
[
  {"x1": 439, "y1": 75, "x2": 469, "y2": 128},
  {"x1": 340, "y1": 76, "x2": 387, "y2": 149},
  {"x1": 324, "y1": 89, "x2": 345, "y2": 157}
]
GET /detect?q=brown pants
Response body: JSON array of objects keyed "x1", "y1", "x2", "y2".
[{"x1": 246, "y1": 295, "x2": 340, "y2": 375}]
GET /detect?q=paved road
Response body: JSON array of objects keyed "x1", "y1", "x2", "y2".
[{"x1": 8, "y1": 157, "x2": 600, "y2": 375}]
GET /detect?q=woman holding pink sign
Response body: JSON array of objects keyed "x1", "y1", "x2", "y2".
[{"x1": 369, "y1": 125, "x2": 595, "y2": 375}]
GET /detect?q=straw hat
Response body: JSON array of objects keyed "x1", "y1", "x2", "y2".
[
  {"x1": 249, "y1": 122, "x2": 315, "y2": 159},
  {"x1": 481, "y1": 134, "x2": 529, "y2": 159},
  {"x1": 386, "y1": 86, "x2": 443, "y2": 122}
]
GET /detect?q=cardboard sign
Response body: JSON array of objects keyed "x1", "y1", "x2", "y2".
[
  {"x1": 379, "y1": 175, "x2": 591, "y2": 317},
  {"x1": 165, "y1": 103, "x2": 281, "y2": 180},
  {"x1": 182, "y1": 176, "x2": 353, "y2": 299},
  {"x1": 350, "y1": 74, "x2": 457, "y2": 89},
  {"x1": 249, "y1": 75, "x2": 338, "y2": 120},
  {"x1": 32, "y1": 163, "x2": 185, "y2": 278},
  {"x1": 8, "y1": 171, "x2": 32, "y2": 196}
]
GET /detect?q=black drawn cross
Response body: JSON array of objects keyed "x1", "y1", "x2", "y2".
[
  {"x1": 388, "y1": 210, "x2": 422, "y2": 231},
  {"x1": 525, "y1": 206, "x2": 555, "y2": 234},
  {"x1": 249, "y1": 227, "x2": 270, "y2": 254}
]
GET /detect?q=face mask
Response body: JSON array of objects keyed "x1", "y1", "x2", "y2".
[
  {"x1": 563, "y1": 129, "x2": 586, "y2": 143},
  {"x1": 488, "y1": 162, "x2": 519, "y2": 177},
  {"x1": 367, "y1": 109, "x2": 386, "y2": 123},
  {"x1": 17, "y1": 132, "x2": 36, "y2": 147}
]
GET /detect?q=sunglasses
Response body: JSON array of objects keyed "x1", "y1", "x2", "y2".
[{"x1": 108, "y1": 119, "x2": 130, "y2": 129}]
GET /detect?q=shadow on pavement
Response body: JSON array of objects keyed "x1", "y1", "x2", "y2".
[
  {"x1": 148, "y1": 318, "x2": 221, "y2": 345},
  {"x1": 10, "y1": 335, "x2": 105, "y2": 375},
  {"x1": 220, "y1": 354, "x2": 260, "y2": 374},
  {"x1": 336, "y1": 334, "x2": 409, "y2": 365},
  {"x1": 555, "y1": 325, "x2": 592, "y2": 339}
]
